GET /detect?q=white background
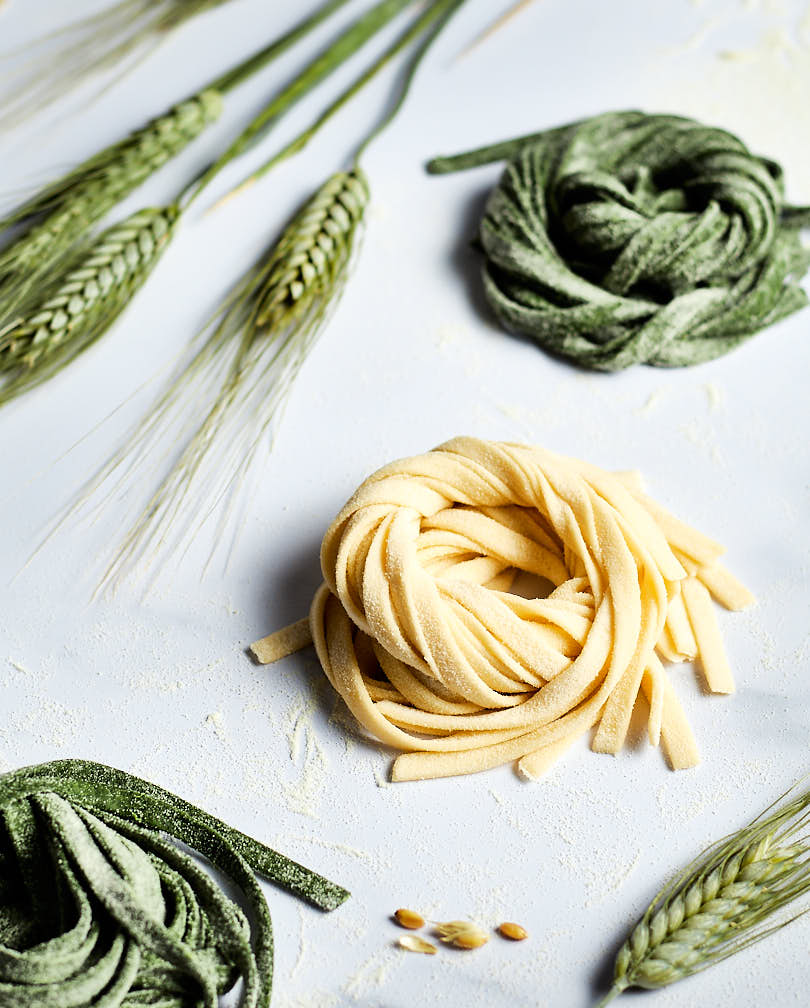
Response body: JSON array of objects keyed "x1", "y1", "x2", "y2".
[{"x1": 2, "y1": 1, "x2": 810, "y2": 1006}]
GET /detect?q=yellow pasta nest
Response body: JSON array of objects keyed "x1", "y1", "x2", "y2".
[{"x1": 257, "y1": 437, "x2": 754, "y2": 781}]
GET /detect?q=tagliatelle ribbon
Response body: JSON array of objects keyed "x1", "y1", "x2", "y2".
[
  {"x1": 253, "y1": 437, "x2": 754, "y2": 782},
  {"x1": 0, "y1": 760, "x2": 348, "y2": 1006}
]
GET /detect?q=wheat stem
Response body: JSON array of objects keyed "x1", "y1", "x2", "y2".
[
  {"x1": 208, "y1": 0, "x2": 353, "y2": 93},
  {"x1": 593, "y1": 981, "x2": 628, "y2": 1008},
  {"x1": 354, "y1": 0, "x2": 467, "y2": 161},
  {"x1": 185, "y1": 0, "x2": 415, "y2": 204},
  {"x1": 236, "y1": 0, "x2": 468, "y2": 188}
]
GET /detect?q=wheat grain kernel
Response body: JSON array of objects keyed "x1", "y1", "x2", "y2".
[
  {"x1": 435, "y1": 920, "x2": 489, "y2": 949},
  {"x1": 497, "y1": 922, "x2": 528, "y2": 941},
  {"x1": 398, "y1": 935, "x2": 436, "y2": 955},
  {"x1": 394, "y1": 908, "x2": 425, "y2": 930},
  {"x1": 452, "y1": 931, "x2": 489, "y2": 950}
]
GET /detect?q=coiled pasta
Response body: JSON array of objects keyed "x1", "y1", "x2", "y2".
[{"x1": 254, "y1": 438, "x2": 754, "y2": 781}]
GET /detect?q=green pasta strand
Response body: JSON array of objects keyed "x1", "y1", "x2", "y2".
[
  {"x1": 0, "y1": 760, "x2": 349, "y2": 1006},
  {"x1": 428, "y1": 110, "x2": 810, "y2": 370}
]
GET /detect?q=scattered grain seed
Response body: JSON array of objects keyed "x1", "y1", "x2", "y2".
[
  {"x1": 497, "y1": 922, "x2": 528, "y2": 941},
  {"x1": 398, "y1": 935, "x2": 437, "y2": 955},
  {"x1": 394, "y1": 908, "x2": 425, "y2": 930},
  {"x1": 435, "y1": 920, "x2": 489, "y2": 949}
]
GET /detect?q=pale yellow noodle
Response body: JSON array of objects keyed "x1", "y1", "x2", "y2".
[{"x1": 254, "y1": 438, "x2": 753, "y2": 782}]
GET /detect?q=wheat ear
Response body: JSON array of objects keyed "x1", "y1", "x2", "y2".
[
  {"x1": 0, "y1": 0, "x2": 357, "y2": 327},
  {"x1": 0, "y1": 206, "x2": 178, "y2": 406},
  {"x1": 0, "y1": 91, "x2": 222, "y2": 325},
  {"x1": 0, "y1": 0, "x2": 412, "y2": 416},
  {"x1": 0, "y1": 0, "x2": 232, "y2": 130},
  {"x1": 598, "y1": 783, "x2": 810, "y2": 1005},
  {"x1": 76, "y1": 0, "x2": 466, "y2": 587},
  {"x1": 96, "y1": 170, "x2": 369, "y2": 586}
]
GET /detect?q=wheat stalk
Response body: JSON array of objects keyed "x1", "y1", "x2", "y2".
[
  {"x1": 95, "y1": 169, "x2": 369, "y2": 585},
  {"x1": 74, "y1": 0, "x2": 467, "y2": 586},
  {"x1": 597, "y1": 783, "x2": 810, "y2": 1005},
  {"x1": 0, "y1": 1, "x2": 412, "y2": 413},
  {"x1": 21, "y1": 0, "x2": 464, "y2": 584},
  {"x1": 0, "y1": 206, "x2": 178, "y2": 406},
  {"x1": 0, "y1": 0, "x2": 357, "y2": 328},
  {"x1": 0, "y1": 0, "x2": 234, "y2": 130},
  {"x1": 43, "y1": 0, "x2": 467, "y2": 589},
  {"x1": 0, "y1": 90, "x2": 222, "y2": 324}
]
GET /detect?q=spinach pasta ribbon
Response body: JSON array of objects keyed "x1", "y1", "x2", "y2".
[
  {"x1": 0, "y1": 760, "x2": 348, "y2": 1006},
  {"x1": 429, "y1": 111, "x2": 810, "y2": 370}
]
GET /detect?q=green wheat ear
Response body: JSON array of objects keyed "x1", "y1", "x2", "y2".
[
  {"x1": 0, "y1": 0, "x2": 233, "y2": 131},
  {"x1": 255, "y1": 169, "x2": 370, "y2": 329},
  {"x1": 597, "y1": 783, "x2": 810, "y2": 1006},
  {"x1": 0, "y1": 205, "x2": 179, "y2": 407},
  {"x1": 0, "y1": 0, "x2": 389, "y2": 412},
  {"x1": 0, "y1": 91, "x2": 222, "y2": 325},
  {"x1": 95, "y1": 169, "x2": 370, "y2": 587},
  {"x1": 54, "y1": 0, "x2": 465, "y2": 590}
]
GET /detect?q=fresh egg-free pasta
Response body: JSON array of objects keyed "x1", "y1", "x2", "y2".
[{"x1": 253, "y1": 438, "x2": 753, "y2": 781}]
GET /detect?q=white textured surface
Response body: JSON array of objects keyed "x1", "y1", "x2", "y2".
[{"x1": 2, "y1": 1, "x2": 810, "y2": 1006}]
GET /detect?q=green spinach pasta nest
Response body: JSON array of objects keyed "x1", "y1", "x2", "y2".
[
  {"x1": 429, "y1": 110, "x2": 810, "y2": 370},
  {"x1": 0, "y1": 760, "x2": 348, "y2": 1007}
]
